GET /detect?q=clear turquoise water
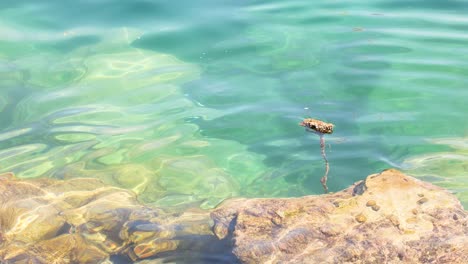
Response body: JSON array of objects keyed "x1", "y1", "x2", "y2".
[{"x1": 0, "y1": 0, "x2": 467, "y2": 211}]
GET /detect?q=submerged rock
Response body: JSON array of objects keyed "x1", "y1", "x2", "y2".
[
  {"x1": 211, "y1": 169, "x2": 468, "y2": 263},
  {"x1": 0, "y1": 172, "x2": 213, "y2": 263}
]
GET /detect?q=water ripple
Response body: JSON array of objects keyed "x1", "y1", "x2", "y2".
[{"x1": 0, "y1": 0, "x2": 467, "y2": 208}]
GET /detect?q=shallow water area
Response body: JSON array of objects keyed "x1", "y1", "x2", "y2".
[{"x1": 0, "y1": 0, "x2": 467, "y2": 262}]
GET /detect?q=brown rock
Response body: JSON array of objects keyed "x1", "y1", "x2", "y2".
[
  {"x1": 211, "y1": 169, "x2": 468, "y2": 263},
  {"x1": 0, "y1": 173, "x2": 213, "y2": 263},
  {"x1": 355, "y1": 213, "x2": 367, "y2": 223}
]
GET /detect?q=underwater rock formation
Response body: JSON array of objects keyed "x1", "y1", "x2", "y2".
[
  {"x1": 1, "y1": 169, "x2": 467, "y2": 263},
  {"x1": 0, "y1": 172, "x2": 213, "y2": 263},
  {"x1": 211, "y1": 169, "x2": 468, "y2": 263}
]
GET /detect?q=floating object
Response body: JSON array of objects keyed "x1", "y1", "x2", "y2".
[
  {"x1": 300, "y1": 118, "x2": 335, "y2": 193},
  {"x1": 300, "y1": 118, "x2": 334, "y2": 134}
]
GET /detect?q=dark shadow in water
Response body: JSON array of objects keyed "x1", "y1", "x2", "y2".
[
  {"x1": 126, "y1": 215, "x2": 240, "y2": 263},
  {"x1": 110, "y1": 234, "x2": 239, "y2": 264},
  {"x1": 155, "y1": 235, "x2": 239, "y2": 264}
]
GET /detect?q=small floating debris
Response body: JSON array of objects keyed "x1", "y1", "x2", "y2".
[
  {"x1": 300, "y1": 118, "x2": 335, "y2": 193},
  {"x1": 300, "y1": 118, "x2": 334, "y2": 134}
]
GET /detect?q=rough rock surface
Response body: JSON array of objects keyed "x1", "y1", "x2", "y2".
[
  {"x1": 211, "y1": 169, "x2": 468, "y2": 264},
  {"x1": 0, "y1": 172, "x2": 213, "y2": 263},
  {"x1": 2, "y1": 169, "x2": 467, "y2": 263}
]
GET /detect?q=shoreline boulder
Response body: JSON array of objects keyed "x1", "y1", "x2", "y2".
[{"x1": 211, "y1": 169, "x2": 468, "y2": 263}]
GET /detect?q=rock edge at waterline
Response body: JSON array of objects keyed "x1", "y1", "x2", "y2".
[
  {"x1": 0, "y1": 169, "x2": 466, "y2": 263},
  {"x1": 211, "y1": 169, "x2": 468, "y2": 263}
]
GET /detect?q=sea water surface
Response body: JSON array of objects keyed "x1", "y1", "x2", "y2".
[{"x1": 1, "y1": 0, "x2": 467, "y2": 220}]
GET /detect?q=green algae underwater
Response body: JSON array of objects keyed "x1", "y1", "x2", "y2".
[{"x1": 0, "y1": 0, "x2": 467, "y2": 213}]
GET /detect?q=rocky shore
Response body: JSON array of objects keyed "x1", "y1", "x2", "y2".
[
  {"x1": 1, "y1": 169, "x2": 467, "y2": 263},
  {"x1": 212, "y1": 169, "x2": 468, "y2": 263}
]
